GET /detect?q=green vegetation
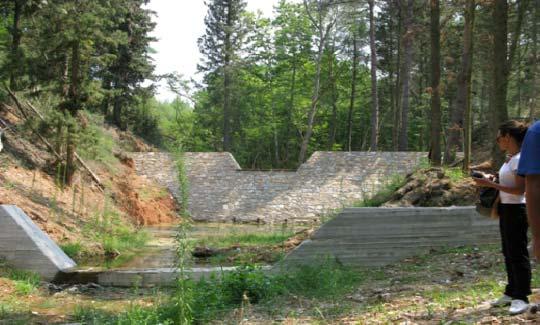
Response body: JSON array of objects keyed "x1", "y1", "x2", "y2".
[
  {"x1": 60, "y1": 242, "x2": 83, "y2": 260},
  {"x1": 75, "y1": 260, "x2": 363, "y2": 324},
  {"x1": 72, "y1": 244, "x2": 515, "y2": 324},
  {"x1": 195, "y1": 231, "x2": 295, "y2": 249},
  {"x1": 444, "y1": 166, "x2": 468, "y2": 183},
  {"x1": 0, "y1": 261, "x2": 40, "y2": 296},
  {"x1": 173, "y1": 151, "x2": 190, "y2": 218},
  {"x1": 81, "y1": 203, "x2": 149, "y2": 267},
  {"x1": 77, "y1": 113, "x2": 119, "y2": 171},
  {"x1": 354, "y1": 174, "x2": 407, "y2": 207},
  {"x1": 0, "y1": 243, "x2": 531, "y2": 324},
  {"x1": 2, "y1": 0, "x2": 532, "y2": 170}
]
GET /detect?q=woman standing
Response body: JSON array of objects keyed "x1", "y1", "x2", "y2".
[{"x1": 473, "y1": 120, "x2": 530, "y2": 315}]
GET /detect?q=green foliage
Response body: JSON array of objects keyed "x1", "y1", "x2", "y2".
[
  {"x1": 274, "y1": 260, "x2": 363, "y2": 299},
  {"x1": 83, "y1": 201, "x2": 149, "y2": 267},
  {"x1": 77, "y1": 112, "x2": 118, "y2": 169},
  {"x1": 195, "y1": 231, "x2": 295, "y2": 249},
  {"x1": 129, "y1": 97, "x2": 164, "y2": 147},
  {"x1": 355, "y1": 174, "x2": 406, "y2": 207},
  {"x1": 75, "y1": 304, "x2": 173, "y2": 325},
  {"x1": 73, "y1": 259, "x2": 362, "y2": 324},
  {"x1": 0, "y1": 260, "x2": 41, "y2": 296},
  {"x1": 444, "y1": 167, "x2": 467, "y2": 183},
  {"x1": 173, "y1": 151, "x2": 190, "y2": 217},
  {"x1": 60, "y1": 242, "x2": 83, "y2": 260}
]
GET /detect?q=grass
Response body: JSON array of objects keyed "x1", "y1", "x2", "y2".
[
  {"x1": 191, "y1": 227, "x2": 299, "y2": 267},
  {"x1": 60, "y1": 242, "x2": 83, "y2": 259},
  {"x1": 0, "y1": 242, "x2": 528, "y2": 324},
  {"x1": 73, "y1": 259, "x2": 363, "y2": 324},
  {"x1": 444, "y1": 166, "x2": 467, "y2": 183},
  {"x1": 0, "y1": 261, "x2": 41, "y2": 296},
  {"x1": 354, "y1": 174, "x2": 407, "y2": 207},
  {"x1": 81, "y1": 205, "x2": 150, "y2": 268},
  {"x1": 138, "y1": 186, "x2": 169, "y2": 201},
  {"x1": 77, "y1": 112, "x2": 119, "y2": 171},
  {"x1": 194, "y1": 231, "x2": 295, "y2": 249}
]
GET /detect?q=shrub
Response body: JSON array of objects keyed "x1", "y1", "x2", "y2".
[{"x1": 60, "y1": 242, "x2": 83, "y2": 260}]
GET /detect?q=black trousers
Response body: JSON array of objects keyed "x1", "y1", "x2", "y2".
[{"x1": 499, "y1": 203, "x2": 531, "y2": 302}]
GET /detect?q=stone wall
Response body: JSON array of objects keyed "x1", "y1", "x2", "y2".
[{"x1": 132, "y1": 151, "x2": 426, "y2": 223}]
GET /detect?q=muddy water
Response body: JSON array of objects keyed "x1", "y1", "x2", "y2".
[{"x1": 109, "y1": 222, "x2": 307, "y2": 270}]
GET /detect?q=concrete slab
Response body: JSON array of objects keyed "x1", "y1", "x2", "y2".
[
  {"x1": 282, "y1": 206, "x2": 499, "y2": 267},
  {"x1": 61, "y1": 266, "x2": 272, "y2": 287},
  {"x1": 0, "y1": 205, "x2": 76, "y2": 281}
]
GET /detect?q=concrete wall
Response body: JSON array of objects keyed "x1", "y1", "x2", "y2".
[
  {"x1": 0, "y1": 205, "x2": 76, "y2": 281},
  {"x1": 283, "y1": 206, "x2": 500, "y2": 267},
  {"x1": 132, "y1": 151, "x2": 426, "y2": 223}
]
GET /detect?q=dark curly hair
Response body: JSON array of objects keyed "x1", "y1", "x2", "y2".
[{"x1": 498, "y1": 120, "x2": 529, "y2": 146}]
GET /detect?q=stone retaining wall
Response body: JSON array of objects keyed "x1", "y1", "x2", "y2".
[{"x1": 132, "y1": 151, "x2": 426, "y2": 223}]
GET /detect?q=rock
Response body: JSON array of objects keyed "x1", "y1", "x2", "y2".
[
  {"x1": 192, "y1": 246, "x2": 219, "y2": 258},
  {"x1": 66, "y1": 286, "x2": 80, "y2": 294}
]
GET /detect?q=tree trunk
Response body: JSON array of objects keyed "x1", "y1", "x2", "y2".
[
  {"x1": 529, "y1": 0, "x2": 539, "y2": 121},
  {"x1": 65, "y1": 124, "x2": 76, "y2": 185},
  {"x1": 347, "y1": 30, "x2": 358, "y2": 152},
  {"x1": 271, "y1": 100, "x2": 279, "y2": 164},
  {"x1": 393, "y1": 2, "x2": 402, "y2": 151},
  {"x1": 284, "y1": 59, "x2": 297, "y2": 164},
  {"x1": 398, "y1": 0, "x2": 414, "y2": 151},
  {"x1": 368, "y1": 0, "x2": 379, "y2": 151},
  {"x1": 463, "y1": 0, "x2": 476, "y2": 172},
  {"x1": 445, "y1": 0, "x2": 475, "y2": 165},
  {"x1": 429, "y1": 0, "x2": 442, "y2": 166},
  {"x1": 299, "y1": 1, "x2": 335, "y2": 163},
  {"x1": 490, "y1": 0, "x2": 509, "y2": 167},
  {"x1": 64, "y1": 40, "x2": 81, "y2": 185},
  {"x1": 68, "y1": 40, "x2": 80, "y2": 114},
  {"x1": 113, "y1": 96, "x2": 123, "y2": 130},
  {"x1": 508, "y1": 0, "x2": 528, "y2": 73},
  {"x1": 9, "y1": 0, "x2": 22, "y2": 90},
  {"x1": 223, "y1": 2, "x2": 233, "y2": 152},
  {"x1": 299, "y1": 28, "x2": 327, "y2": 163},
  {"x1": 327, "y1": 44, "x2": 338, "y2": 150}
]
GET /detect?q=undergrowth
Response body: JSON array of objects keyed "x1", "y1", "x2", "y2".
[
  {"x1": 195, "y1": 231, "x2": 295, "y2": 249},
  {"x1": 79, "y1": 197, "x2": 149, "y2": 267},
  {"x1": 0, "y1": 260, "x2": 40, "y2": 295},
  {"x1": 75, "y1": 259, "x2": 362, "y2": 324},
  {"x1": 354, "y1": 174, "x2": 407, "y2": 207}
]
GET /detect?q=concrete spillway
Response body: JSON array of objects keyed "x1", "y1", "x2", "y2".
[{"x1": 0, "y1": 205, "x2": 76, "y2": 281}]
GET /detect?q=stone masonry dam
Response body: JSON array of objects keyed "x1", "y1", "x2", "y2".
[{"x1": 132, "y1": 151, "x2": 426, "y2": 223}]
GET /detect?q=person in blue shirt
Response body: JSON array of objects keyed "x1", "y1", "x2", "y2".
[{"x1": 518, "y1": 121, "x2": 540, "y2": 261}]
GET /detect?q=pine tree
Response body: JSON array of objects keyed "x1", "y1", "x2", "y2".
[
  {"x1": 198, "y1": 0, "x2": 247, "y2": 152},
  {"x1": 104, "y1": 0, "x2": 156, "y2": 130}
]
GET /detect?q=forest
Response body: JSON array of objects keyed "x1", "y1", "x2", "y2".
[{"x1": 0, "y1": 0, "x2": 538, "y2": 171}]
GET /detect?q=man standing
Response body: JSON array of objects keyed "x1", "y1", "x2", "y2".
[{"x1": 518, "y1": 121, "x2": 540, "y2": 260}]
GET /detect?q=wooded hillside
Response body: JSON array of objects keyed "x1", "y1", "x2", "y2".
[{"x1": 0, "y1": 0, "x2": 537, "y2": 171}]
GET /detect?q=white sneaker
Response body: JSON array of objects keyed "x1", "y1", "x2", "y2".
[
  {"x1": 490, "y1": 294, "x2": 513, "y2": 307},
  {"x1": 509, "y1": 299, "x2": 529, "y2": 315}
]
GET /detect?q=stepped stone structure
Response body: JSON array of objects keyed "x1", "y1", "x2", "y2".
[
  {"x1": 0, "y1": 205, "x2": 76, "y2": 281},
  {"x1": 132, "y1": 151, "x2": 426, "y2": 223},
  {"x1": 283, "y1": 207, "x2": 499, "y2": 266}
]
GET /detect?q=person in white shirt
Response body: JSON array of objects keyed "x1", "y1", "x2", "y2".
[{"x1": 473, "y1": 120, "x2": 530, "y2": 315}]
